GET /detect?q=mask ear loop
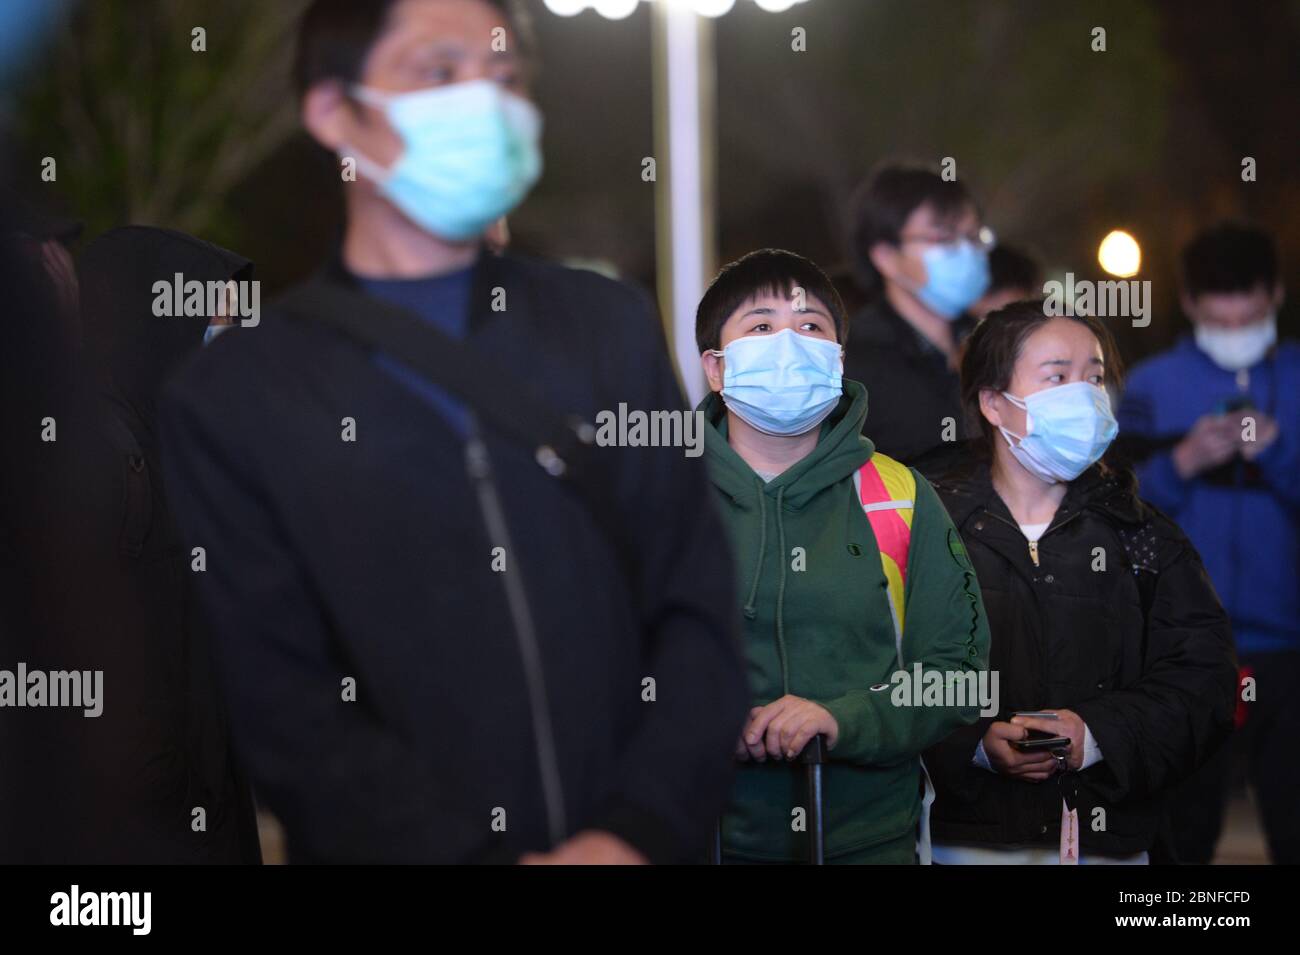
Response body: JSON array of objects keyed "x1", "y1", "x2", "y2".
[
  {"x1": 339, "y1": 86, "x2": 399, "y2": 184},
  {"x1": 998, "y1": 392, "x2": 1029, "y2": 445},
  {"x1": 705, "y1": 349, "x2": 728, "y2": 395},
  {"x1": 997, "y1": 425, "x2": 1024, "y2": 449},
  {"x1": 339, "y1": 145, "x2": 391, "y2": 184}
]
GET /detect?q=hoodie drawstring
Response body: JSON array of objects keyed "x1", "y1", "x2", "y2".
[
  {"x1": 741, "y1": 479, "x2": 790, "y2": 694},
  {"x1": 742, "y1": 481, "x2": 767, "y2": 620},
  {"x1": 774, "y1": 485, "x2": 790, "y2": 695}
]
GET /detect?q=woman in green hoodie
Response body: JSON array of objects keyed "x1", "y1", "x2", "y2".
[{"x1": 697, "y1": 249, "x2": 991, "y2": 864}]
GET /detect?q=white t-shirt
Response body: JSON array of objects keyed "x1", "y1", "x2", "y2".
[{"x1": 1019, "y1": 520, "x2": 1050, "y2": 542}]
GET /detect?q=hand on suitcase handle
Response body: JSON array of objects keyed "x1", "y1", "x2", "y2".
[
  {"x1": 712, "y1": 733, "x2": 829, "y2": 865},
  {"x1": 736, "y1": 696, "x2": 839, "y2": 761},
  {"x1": 733, "y1": 733, "x2": 827, "y2": 764}
]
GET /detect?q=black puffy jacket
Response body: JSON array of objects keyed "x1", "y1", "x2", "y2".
[{"x1": 920, "y1": 459, "x2": 1237, "y2": 856}]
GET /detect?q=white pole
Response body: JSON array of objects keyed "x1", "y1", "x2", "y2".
[{"x1": 652, "y1": 3, "x2": 715, "y2": 407}]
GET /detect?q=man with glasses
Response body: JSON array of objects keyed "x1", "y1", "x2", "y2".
[{"x1": 845, "y1": 163, "x2": 995, "y2": 463}]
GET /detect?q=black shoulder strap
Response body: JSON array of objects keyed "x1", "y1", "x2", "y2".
[
  {"x1": 275, "y1": 277, "x2": 640, "y2": 585},
  {"x1": 280, "y1": 279, "x2": 589, "y2": 462}
]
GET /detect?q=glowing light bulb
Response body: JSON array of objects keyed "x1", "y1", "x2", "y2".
[
  {"x1": 542, "y1": 0, "x2": 587, "y2": 16},
  {"x1": 695, "y1": 0, "x2": 737, "y2": 15},
  {"x1": 1098, "y1": 230, "x2": 1141, "y2": 278},
  {"x1": 593, "y1": 0, "x2": 640, "y2": 19}
]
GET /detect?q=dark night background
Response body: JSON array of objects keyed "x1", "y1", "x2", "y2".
[
  {"x1": 3, "y1": 0, "x2": 1296, "y2": 869},
  {"x1": 10, "y1": 0, "x2": 1300, "y2": 364}
]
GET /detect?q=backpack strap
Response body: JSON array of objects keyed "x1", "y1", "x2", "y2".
[
  {"x1": 855, "y1": 454, "x2": 936, "y2": 864},
  {"x1": 854, "y1": 454, "x2": 916, "y2": 668}
]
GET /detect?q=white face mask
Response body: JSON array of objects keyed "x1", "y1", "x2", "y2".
[{"x1": 1194, "y1": 314, "x2": 1277, "y2": 371}]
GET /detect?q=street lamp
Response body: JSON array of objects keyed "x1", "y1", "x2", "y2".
[
  {"x1": 543, "y1": 1, "x2": 811, "y2": 14},
  {"x1": 1098, "y1": 229, "x2": 1141, "y2": 278},
  {"x1": 541, "y1": 0, "x2": 813, "y2": 404}
]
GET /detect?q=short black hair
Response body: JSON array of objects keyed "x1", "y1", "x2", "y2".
[
  {"x1": 1181, "y1": 223, "x2": 1279, "y2": 299},
  {"x1": 293, "y1": 0, "x2": 532, "y2": 98},
  {"x1": 695, "y1": 249, "x2": 848, "y2": 354},
  {"x1": 987, "y1": 244, "x2": 1041, "y2": 295},
  {"x1": 849, "y1": 162, "x2": 978, "y2": 297}
]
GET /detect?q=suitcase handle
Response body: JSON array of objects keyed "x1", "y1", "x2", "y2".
[
  {"x1": 711, "y1": 734, "x2": 828, "y2": 865},
  {"x1": 798, "y1": 733, "x2": 827, "y2": 766}
]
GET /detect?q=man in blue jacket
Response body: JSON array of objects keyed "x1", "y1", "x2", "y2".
[{"x1": 1119, "y1": 223, "x2": 1298, "y2": 863}]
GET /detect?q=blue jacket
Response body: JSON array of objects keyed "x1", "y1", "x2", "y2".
[{"x1": 1118, "y1": 336, "x2": 1300, "y2": 655}]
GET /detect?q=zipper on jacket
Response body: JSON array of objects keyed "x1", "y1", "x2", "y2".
[
  {"x1": 984, "y1": 511, "x2": 1034, "y2": 554},
  {"x1": 981, "y1": 506, "x2": 1087, "y2": 725},
  {"x1": 464, "y1": 420, "x2": 568, "y2": 848},
  {"x1": 986, "y1": 509, "x2": 1086, "y2": 569}
]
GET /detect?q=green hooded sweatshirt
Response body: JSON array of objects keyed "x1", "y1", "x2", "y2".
[{"x1": 700, "y1": 379, "x2": 991, "y2": 862}]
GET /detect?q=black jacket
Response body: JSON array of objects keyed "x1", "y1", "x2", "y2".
[
  {"x1": 843, "y1": 298, "x2": 974, "y2": 464},
  {"x1": 3, "y1": 227, "x2": 261, "y2": 862},
  {"x1": 919, "y1": 457, "x2": 1237, "y2": 856},
  {"x1": 159, "y1": 251, "x2": 748, "y2": 864}
]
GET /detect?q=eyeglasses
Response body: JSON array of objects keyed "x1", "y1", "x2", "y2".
[{"x1": 898, "y1": 225, "x2": 997, "y2": 251}]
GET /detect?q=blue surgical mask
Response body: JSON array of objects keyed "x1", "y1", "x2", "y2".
[
  {"x1": 346, "y1": 80, "x2": 543, "y2": 242},
  {"x1": 999, "y1": 381, "x2": 1118, "y2": 483},
  {"x1": 710, "y1": 329, "x2": 844, "y2": 436},
  {"x1": 916, "y1": 240, "x2": 991, "y2": 319}
]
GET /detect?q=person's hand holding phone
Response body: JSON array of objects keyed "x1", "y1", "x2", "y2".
[
  {"x1": 1236, "y1": 411, "x2": 1280, "y2": 460},
  {"x1": 1011, "y1": 709, "x2": 1086, "y2": 771},
  {"x1": 981, "y1": 721, "x2": 1059, "y2": 781},
  {"x1": 1173, "y1": 413, "x2": 1243, "y2": 478}
]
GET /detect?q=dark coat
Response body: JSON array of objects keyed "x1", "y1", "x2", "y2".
[
  {"x1": 80, "y1": 227, "x2": 261, "y2": 863},
  {"x1": 158, "y1": 251, "x2": 748, "y2": 863},
  {"x1": 919, "y1": 458, "x2": 1237, "y2": 856},
  {"x1": 843, "y1": 298, "x2": 974, "y2": 464},
  {"x1": 2, "y1": 227, "x2": 260, "y2": 862}
]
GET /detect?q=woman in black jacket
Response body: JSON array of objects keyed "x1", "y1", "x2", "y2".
[{"x1": 920, "y1": 301, "x2": 1237, "y2": 864}]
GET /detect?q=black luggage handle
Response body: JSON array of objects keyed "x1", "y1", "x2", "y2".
[
  {"x1": 710, "y1": 734, "x2": 827, "y2": 865},
  {"x1": 801, "y1": 735, "x2": 826, "y2": 865},
  {"x1": 799, "y1": 734, "x2": 826, "y2": 765}
]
